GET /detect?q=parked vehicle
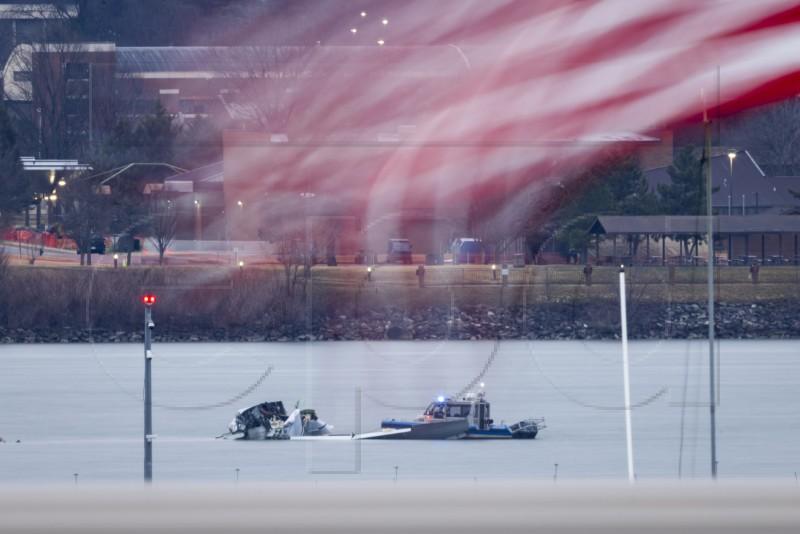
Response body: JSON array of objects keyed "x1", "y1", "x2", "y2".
[
  {"x1": 115, "y1": 233, "x2": 141, "y2": 254},
  {"x1": 387, "y1": 238, "x2": 412, "y2": 264},
  {"x1": 451, "y1": 237, "x2": 484, "y2": 264},
  {"x1": 77, "y1": 235, "x2": 107, "y2": 255}
]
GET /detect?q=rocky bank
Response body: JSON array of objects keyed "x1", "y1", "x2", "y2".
[{"x1": 1, "y1": 300, "x2": 798, "y2": 343}]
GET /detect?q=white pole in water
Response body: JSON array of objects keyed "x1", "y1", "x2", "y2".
[{"x1": 618, "y1": 265, "x2": 635, "y2": 483}]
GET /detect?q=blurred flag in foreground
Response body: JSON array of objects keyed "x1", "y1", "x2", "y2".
[{"x1": 217, "y1": 0, "x2": 800, "y2": 234}]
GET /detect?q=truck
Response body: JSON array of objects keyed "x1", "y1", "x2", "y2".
[
  {"x1": 451, "y1": 237, "x2": 484, "y2": 264},
  {"x1": 387, "y1": 238, "x2": 413, "y2": 264}
]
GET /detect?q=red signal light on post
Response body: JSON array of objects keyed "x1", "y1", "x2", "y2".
[{"x1": 142, "y1": 294, "x2": 157, "y2": 306}]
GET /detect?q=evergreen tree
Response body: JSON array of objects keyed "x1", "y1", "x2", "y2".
[
  {"x1": 657, "y1": 146, "x2": 707, "y2": 215},
  {"x1": 0, "y1": 105, "x2": 31, "y2": 226},
  {"x1": 135, "y1": 103, "x2": 177, "y2": 164},
  {"x1": 571, "y1": 152, "x2": 657, "y2": 216},
  {"x1": 553, "y1": 151, "x2": 657, "y2": 255}
]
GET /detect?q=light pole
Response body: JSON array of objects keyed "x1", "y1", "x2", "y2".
[
  {"x1": 142, "y1": 293, "x2": 157, "y2": 483},
  {"x1": 727, "y1": 151, "x2": 737, "y2": 215},
  {"x1": 194, "y1": 200, "x2": 202, "y2": 241},
  {"x1": 300, "y1": 192, "x2": 315, "y2": 274},
  {"x1": 704, "y1": 113, "x2": 718, "y2": 479}
]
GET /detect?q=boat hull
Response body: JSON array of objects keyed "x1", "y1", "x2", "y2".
[
  {"x1": 382, "y1": 420, "x2": 540, "y2": 439},
  {"x1": 378, "y1": 419, "x2": 469, "y2": 439}
]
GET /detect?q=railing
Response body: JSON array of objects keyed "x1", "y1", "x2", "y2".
[{"x1": 354, "y1": 264, "x2": 800, "y2": 288}]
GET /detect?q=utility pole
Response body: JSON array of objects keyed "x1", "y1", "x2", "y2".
[
  {"x1": 703, "y1": 99, "x2": 718, "y2": 480},
  {"x1": 142, "y1": 293, "x2": 157, "y2": 483},
  {"x1": 88, "y1": 62, "x2": 93, "y2": 149}
]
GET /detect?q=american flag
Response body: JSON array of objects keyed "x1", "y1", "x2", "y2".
[{"x1": 214, "y1": 0, "x2": 800, "y2": 235}]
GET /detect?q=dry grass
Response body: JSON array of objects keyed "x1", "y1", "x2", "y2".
[{"x1": 1, "y1": 264, "x2": 798, "y2": 332}]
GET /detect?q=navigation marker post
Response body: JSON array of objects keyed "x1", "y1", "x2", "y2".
[
  {"x1": 142, "y1": 293, "x2": 157, "y2": 483},
  {"x1": 618, "y1": 265, "x2": 635, "y2": 483}
]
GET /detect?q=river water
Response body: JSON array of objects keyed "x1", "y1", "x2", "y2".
[{"x1": 0, "y1": 340, "x2": 797, "y2": 484}]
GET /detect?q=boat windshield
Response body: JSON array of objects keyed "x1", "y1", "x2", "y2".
[
  {"x1": 424, "y1": 403, "x2": 446, "y2": 418},
  {"x1": 424, "y1": 402, "x2": 471, "y2": 418}
]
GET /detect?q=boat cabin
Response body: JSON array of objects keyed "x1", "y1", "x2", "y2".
[{"x1": 422, "y1": 393, "x2": 493, "y2": 429}]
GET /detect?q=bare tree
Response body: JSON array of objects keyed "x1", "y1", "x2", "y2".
[
  {"x1": 724, "y1": 97, "x2": 800, "y2": 176},
  {"x1": 60, "y1": 176, "x2": 109, "y2": 265},
  {"x1": 21, "y1": 232, "x2": 42, "y2": 265},
  {"x1": 258, "y1": 197, "x2": 328, "y2": 297},
  {"x1": 470, "y1": 184, "x2": 550, "y2": 263},
  {"x1": 148, "y1": 197, "x2": 177, "y2": 265},
  {"x1": 217, "y1": 46, "x2": 315, "y2": 133},
  {"x1": 272, "y1": 231, "x2": 308, "y2": 297}
]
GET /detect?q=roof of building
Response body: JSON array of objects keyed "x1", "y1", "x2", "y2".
[
  {"x1": 115, "y1": 45, "x2": 470, "y2": 78},
  {"x1": 163, "y1": 161, "x2": 223, "y2": 192},
  {"x1": 645, "y1": 150, "x2": 800, "y2": 211},
  {"x1": 589, "y1": 215, "x2": 800, "y2": 235},
  {"x1": 20, "y1": 156, "x2": 90, "y2": 171}
]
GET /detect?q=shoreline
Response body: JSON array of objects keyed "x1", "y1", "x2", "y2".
[{"x1": 3, "y1": 301, "x2": 798, "y2": 343}]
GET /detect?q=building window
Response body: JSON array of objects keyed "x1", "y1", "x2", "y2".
[
  {"x1": 66, "y1": 114, "x2": 88, "y2": 136},
  {"x1": 65, "y1": 62, "x2": 90, "y2": 80},
  {"x1": 64, "y1": 98, "x2": 89, "y2": 115},
  {"x1": 179, "y1": 99, "x2": 212, "y2": 114},
  {"x1": 14, "y1": 20, "x2": 43, "y2": 42},
  {"x1": 133, "y1": 99, "x2": 159, "y2": 114},
  {"x1": 13, "y1": 71, "x2": 32, "y2": 82},
  {"x1": 66, "y1": 79, "x2": 89, "y2": 98}
]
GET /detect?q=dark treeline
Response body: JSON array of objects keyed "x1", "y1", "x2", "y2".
[{"x1": 55, "y1": 0, "x2": 376, "y2": 47}]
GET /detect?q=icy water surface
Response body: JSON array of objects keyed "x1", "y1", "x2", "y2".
[{"x1": 0, "y1": 340, "x2": 797, "y2": 484}]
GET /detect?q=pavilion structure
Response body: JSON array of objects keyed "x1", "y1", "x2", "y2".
[{"x1": 588, "y1": 215, "x2": 800, "y2": 265}]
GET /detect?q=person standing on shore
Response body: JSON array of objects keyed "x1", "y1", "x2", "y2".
[
  {"x1": 583, "y1": 264, "x2": 593, "y2": 286},
  {"x1": 750, "y1": 262, "x2": 760, "y2": 284}
]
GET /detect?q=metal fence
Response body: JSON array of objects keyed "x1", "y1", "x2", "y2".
[{"x1": 354, "y1": 265, "x2": 800, "y2": 288}]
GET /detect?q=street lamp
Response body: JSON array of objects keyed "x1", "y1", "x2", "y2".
[
  {"x1": 113, "y1": 253, "x2": 119, "y2": 269},
  {"x1": 236, "y1": 200, "x2": 244, "y2": 207},
  {"x1": 377, "y1": 39, "x2": 385, "y2": 46},
  {"x1": 382, "y1": 18, "x2": 388, "y2": 25},
  {"x1": 727, "y1": 150, "x2": 737, "y2": 215},
  {"x1": 57, "y1": 178, "x2": 66, "y2": 187},
  {"x1": 194, "y1": 200, "x2": 202, "y2": 241},
  {"x1": 350, "y1": 27, "x2": 358, "y2": 34},
  {"x1": 360, "y1": 11, "x2": 367, "y2": 17}
]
